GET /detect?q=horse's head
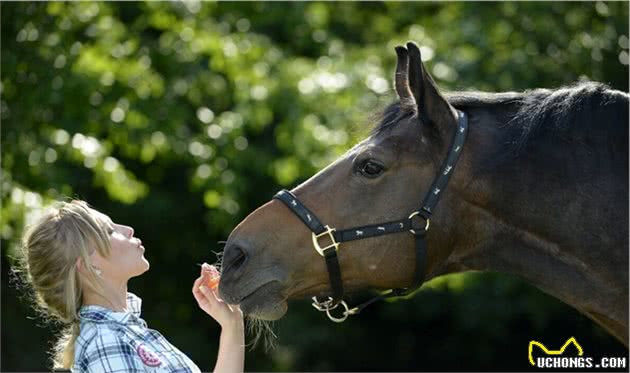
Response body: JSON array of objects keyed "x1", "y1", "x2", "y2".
[{"x1": 220, "y1": 42, "x2": 466, "y2": 320}]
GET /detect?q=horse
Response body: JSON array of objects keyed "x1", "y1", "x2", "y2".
[{"x1": 219, "y1": 41, "x2": 629, "y2": 346}]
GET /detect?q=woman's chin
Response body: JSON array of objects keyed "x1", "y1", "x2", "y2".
[{"x1": 135, "y1": 259, "x2": 150, "y2": 276}]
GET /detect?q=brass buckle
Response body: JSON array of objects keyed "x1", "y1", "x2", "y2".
[
  {"x1": 408, "y1": 211, "x2": 430, "y2": 234},
  {"x1": 312, "y1": 225, "x2": 339, "y2": 256}
]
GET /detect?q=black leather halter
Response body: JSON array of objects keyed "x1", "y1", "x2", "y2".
[{"x1": 273, "y1": 110, "x2": 468, "y2": 322}]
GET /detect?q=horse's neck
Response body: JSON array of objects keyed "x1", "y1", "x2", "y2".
[
  {"x1": 437, "y1": 105, "x2": 628, "y2": 345},
  {"x1": 443, "y1": 196, "x2": 627, "y2": 343}
]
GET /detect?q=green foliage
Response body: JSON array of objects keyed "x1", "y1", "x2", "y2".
[{"x1": 2, "y1": 2, "x2": 627, "y2": 371}]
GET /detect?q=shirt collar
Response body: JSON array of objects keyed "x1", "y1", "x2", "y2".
[{"x1": 79, "y1": 292, "x2": 145, "y2": 326}]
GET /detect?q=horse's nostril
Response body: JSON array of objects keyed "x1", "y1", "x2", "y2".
[
  {"x1": 232, "y1": 250, "x2": 247, "y2": 269},
  {"x1": 223, "y1": 244, "x2": 249, "y2": 276}
]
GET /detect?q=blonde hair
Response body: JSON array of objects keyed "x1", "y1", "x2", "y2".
[{"x1": 18, "y1": 200, "x2": 111, "y2": 369}]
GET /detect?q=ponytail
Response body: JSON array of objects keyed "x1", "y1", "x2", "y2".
[{"x1": 53, "y1": 321, "x2": 81, "y2": 369}]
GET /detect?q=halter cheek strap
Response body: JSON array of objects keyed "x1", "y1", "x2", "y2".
[
  {"x1": 273, "y1": 110, "x2": 468, "y2": 322},
  {"x1": 273, "y1": 190, "x2": 427, "y2": 307}
]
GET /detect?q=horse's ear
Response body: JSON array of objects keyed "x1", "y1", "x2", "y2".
[
  {"x1": 394, "y1": 46, "x2": 414, "y2": 108},
  {"x1": 403, "y1": 41, "x2": 458, "y2": 136}
]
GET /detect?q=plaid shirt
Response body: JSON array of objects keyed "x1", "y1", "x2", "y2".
[{"x1": 73, "y1": 293, "x2": 201, "y2": 373}]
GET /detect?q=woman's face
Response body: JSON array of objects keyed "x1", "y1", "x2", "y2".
[{"x1": 90, "y1": 209, "x2": 150, "y2": 284}]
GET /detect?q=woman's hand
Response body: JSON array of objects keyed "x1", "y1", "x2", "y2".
[
  {"x1": 192, "y1": 265, "x2": 244, "y2": 330},
  {"x1": 193, "y1": 264, "x2": 245, "y2": 373}
]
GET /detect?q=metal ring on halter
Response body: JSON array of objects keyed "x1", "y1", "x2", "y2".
[
  {"x1": 408, "y1": 211, "x2": 430, "y2": 234},
  {"x1": 311, "y1": 296, "x2": 338, "y2": 312},
  {"x1": 325, "y1": 300, "x2": 351, "y2": 323},
  {"x1": 311, "y1": 297, "x2": 353, "y2": 322}
]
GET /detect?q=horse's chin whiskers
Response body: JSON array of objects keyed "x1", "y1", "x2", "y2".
[{"x1": 245, "y1": 317, "x2": 277, "y2": 352}]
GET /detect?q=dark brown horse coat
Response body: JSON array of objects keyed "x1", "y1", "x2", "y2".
[{"x1": 219, "y1": 42, "x2": 629, "y2": 346}]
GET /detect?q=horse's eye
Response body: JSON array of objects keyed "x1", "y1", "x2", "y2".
[{"x1": 358, "y1": 160, "x2": 385, "y2": 178}]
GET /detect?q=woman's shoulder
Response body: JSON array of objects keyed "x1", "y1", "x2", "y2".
[
  {"x1": 74, "y1": 323, "x2": 145, "y2": 372},
  {"x1": 75, "y1": 321, "x2": 126, "y2": 357}
]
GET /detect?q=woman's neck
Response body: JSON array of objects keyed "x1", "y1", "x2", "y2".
[{"x1": 82, "y1": 280, "x2": 129, "y2": 312}]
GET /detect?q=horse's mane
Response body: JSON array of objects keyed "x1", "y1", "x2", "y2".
[
  {"x1": 453, "y1": 82, "x2": 628, "y2": 156},
  {"x1": 374, "y1": 82, "x2": 629, "y2": 159}
]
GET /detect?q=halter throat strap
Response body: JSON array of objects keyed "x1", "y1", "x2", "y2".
[{"x1": 273, "y1": 110, "x2": 468, "y2": 322}]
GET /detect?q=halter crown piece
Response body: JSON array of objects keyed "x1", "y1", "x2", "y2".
[{"x1": 273, "y1": 110, "x2": 469, "y2": 322}]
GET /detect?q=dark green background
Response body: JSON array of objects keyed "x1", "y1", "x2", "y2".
[{"x1": 2, "y1": 2, "x2": 628, "y2": 372}]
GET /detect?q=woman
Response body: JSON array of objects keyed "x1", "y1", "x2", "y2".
[{"x1": 19, "y1": 199, "x2": 244, "y2": 372}]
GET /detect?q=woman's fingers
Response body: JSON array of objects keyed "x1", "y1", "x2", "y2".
[
  {"x1": 193, "y1": 266, "x2": 242, "y2": 326},
  {"x1": 192, "y1": 276, "x2": 212, "y2": 307},
  {"x1": 200, "y1": 285, "x2": 221, "y2": 305},
  {"x1": 192, "y1": 276, "x2": 205, "y2": 296},
  {"x1": 192, "y1": 275, "x2": 203, "y2": 291}
]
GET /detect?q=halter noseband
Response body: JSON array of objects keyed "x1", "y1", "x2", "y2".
[{"x1": 273, "y1": 110, "x2": 468, "y2": 322}]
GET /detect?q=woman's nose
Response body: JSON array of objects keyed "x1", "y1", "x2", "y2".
[{"x1": 120, "y1": 225, "x2": 134, "y2": 238}]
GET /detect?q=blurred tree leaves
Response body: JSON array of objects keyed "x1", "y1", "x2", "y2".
[{"x1": 2, "y1": 2, "x2": 627, "y2": 371}]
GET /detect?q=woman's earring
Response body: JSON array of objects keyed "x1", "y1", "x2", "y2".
[{"x1": 93, "y1": 267, "x2": 102, "y2": 276}]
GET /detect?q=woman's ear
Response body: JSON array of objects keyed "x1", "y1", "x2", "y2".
[
  {"x1": 76, "y1": 258, "x2": 102, "y2": 276},
  {"x1": 76, "y1": 257, "x2": 87, "y2": 275}
]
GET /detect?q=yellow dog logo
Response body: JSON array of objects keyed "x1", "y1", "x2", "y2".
[{"x1": 528, "y1": 337, "x2": 583, "y2": 366}]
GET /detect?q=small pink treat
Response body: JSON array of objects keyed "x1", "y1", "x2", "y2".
[{"x1": 201, "y1": 263, "x2": 221, "y2": 290}]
